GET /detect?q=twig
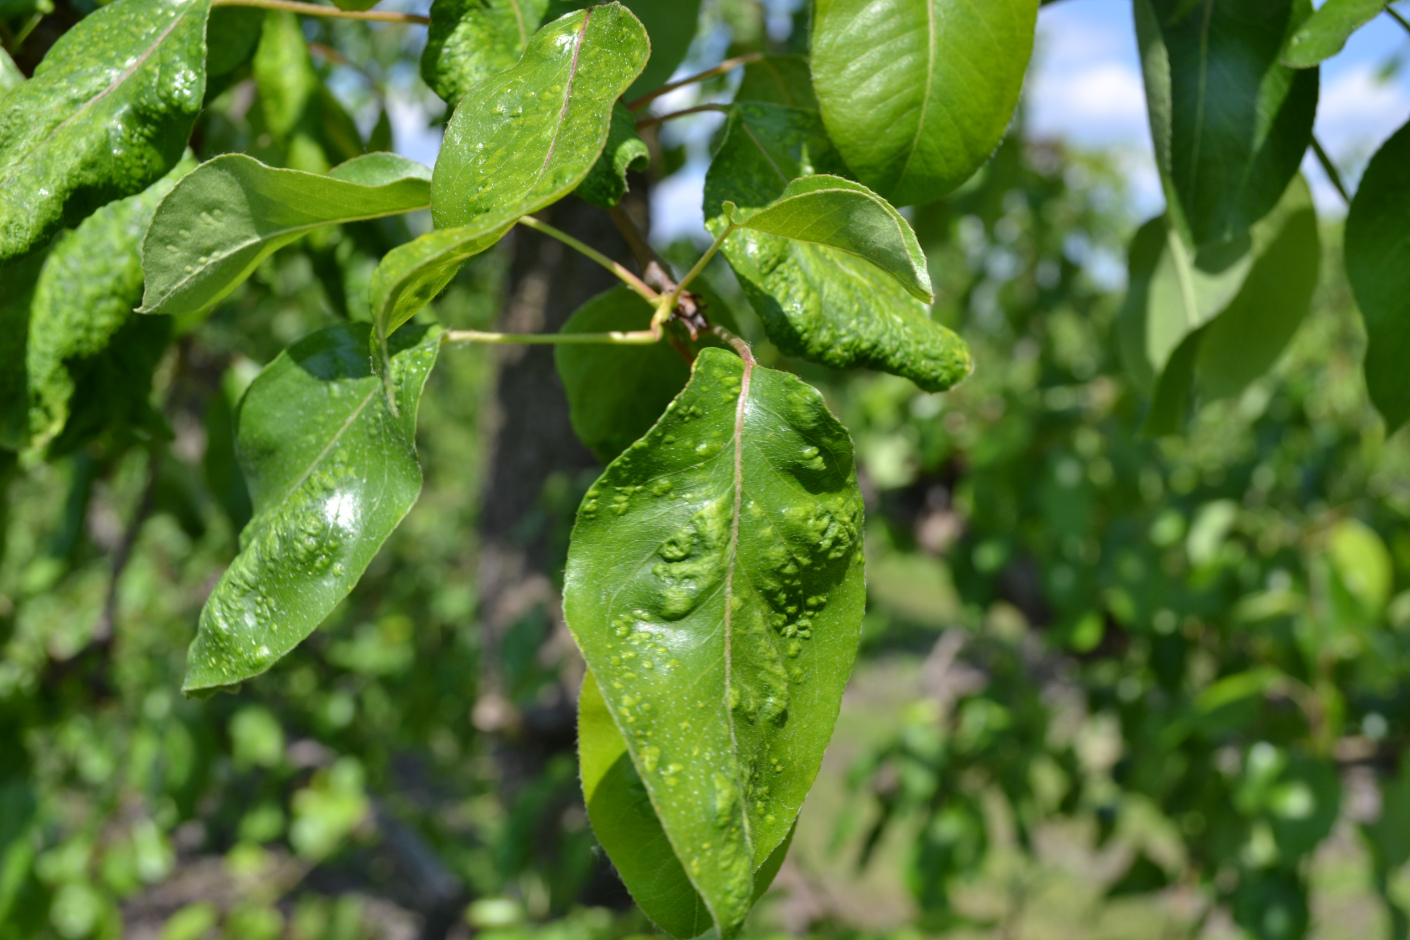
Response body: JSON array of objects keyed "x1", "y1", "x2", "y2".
[
  {"x1": 210, "y1": 0, "x2": 430, "y2": 24},
  {"x1": 656, "y1": 223, "x2": 731, "y2": 330},
  {"x1": 91, "y1": 454, "x2": 160, "y2": 651},
  {"x1": 517, "y1": 215, "x2": 660, "y2": 303},
  {"x1": 636, "y1": 103, "x2": 731, "y2": 131},
  {"x1": 1311, "y1": 136, "x2": 1351, "y2": 204},
  {"x1": 627, "y1": 53, "x2": 764, "y2": 111},
  {"x1": 442, "y1": 329, "x2": 658, "y2": 346},
  {"x1": 609, "y1": 205, "x2": 671, "y2": 280},
  {"x1": 1388, "y1": 5, "x2": 1410, "y2": 37}
]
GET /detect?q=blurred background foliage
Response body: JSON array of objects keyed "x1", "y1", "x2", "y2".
[{"x1": 4, "y1": 1, "x2": 1410, "y2": 939}]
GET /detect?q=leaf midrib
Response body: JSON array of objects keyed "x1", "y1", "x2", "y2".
[{"x1": 537, "y1": 6, "x2": 591, "y2": 176}]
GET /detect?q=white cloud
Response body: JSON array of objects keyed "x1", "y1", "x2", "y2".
[{"x1": 1028, "y1": 62, "x2": 1150, "y2": 144}]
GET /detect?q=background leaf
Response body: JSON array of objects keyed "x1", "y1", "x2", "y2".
[
  {"x1": 1135, "y1": 0, "x2": 1318, "y2": 247},
  {"x1": 575, "y1": 103, "x2": 649, "y2": 210},
  {"x1": 1345, "y1": 120, "x2": 1410, "y2": 431},
  {"x1": 370, "y1": 217, "x2": 512, "y2": 345},
  {"x1": 1281, "y1": 0, "x2": 1384, "y2": 67},
  {"x1": 421, "y1": 0, "x2": 551, "y2": 107},
  {"x1": 141, "y1": 153, "x2": 431, "y2": 317},
  {"x1": 811, "y1": 0, "x2": 1037, "y2": 206},
  {"x1": 734, "y1": 55, "x2": 817, "y2": 110},
  {"x1": 0, "y1": 0, "x2": 210, "y2": 262},
  {"x1": 564, "y1": 347, "x2": 866, "y2": 938},
  {"x1": 183, "y1": 323, "x2": 441, "y2": 692},
  {"x1": 430, "y1": 3, "x2": 650, "y2": 229},
  {"x1": 704, "y1": 104, "x2": 971, "y2": 392}
]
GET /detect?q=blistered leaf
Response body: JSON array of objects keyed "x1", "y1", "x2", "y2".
[
  {"x1": 431, "y1": 3, "x2": 649, "y2": 229},
  {"x1": 564, "y1": 347, "x2": 865, "y2": 938},
  {"x1": 1281, "y1": 0, "x2": 1384, "y2": 68},
  {"x1": 811, "y1": 0, "x2": 1037, "y2": 206},
  {"x1": 576, "y1": 103, "x2": 649, "y2": 209},
  {"x1": 25, "y1": 159, "x2": 191, "y2": 455},
  {"x1": 141, "y1": 154, "x2": 431, "y2": 317},
  {"x1": 726, "y1": 175, "x2": 933, "y2": 302},
  {"x1": 183, "y1": 323, "x2": 440, "y2": 692},
  {"x1": 0, "y1": 0, "x2": 210, "y2": 262},
  {"x1": 555, "y1": 286, "x2": 692, "y2": 462},
  {"x1": 1345, "y1": 120, "x2": 1410, "y2": 431},
  {"x1": 704, "y1": 104, "x2": 970, "y2": 392},
  {"x1": 579, "y1": 671, "x2": 793, "y2": 939},
  {"x1": 735, "y1": 55, "x2": 817, "y2": 110},
  {"x1": 1135, "y1": 0, "x2": 1318, "y2": 247},
  {"x1": 421, "y1": 0, "x2": 551, "y2": 106}
]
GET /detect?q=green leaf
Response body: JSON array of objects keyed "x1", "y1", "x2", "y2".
[
  {"x1": 555, "y1": 286, "x2": 693, "y2": 462},
  {"x1": 726, "y1": 175, "x2": 934, "y2": 302},
  {"x1": 1135, "y1": 0, "x2": 1318, "y2": 247},
  {"x1": 1119, "y1": 174, "x2": 1318, "y2": 425},
  {"x1": 421, "y1": 0, "x2": 551, "y2": 107},
  {"x1": 0, "y1": 250, "x2": 49, "y2": 450},
  {"x1": 1345, "y1": 119, "x2": 1410, "y2": 432},
  {"x1": 25, "y1": 158, "x2": 192, "y2": 455},
  {"x1": 252, "y1": 11, "x2": 364, "y2": 173},
  {"x1": 0, "y1": 0, "x2": 211, "y2": 263},
  {"x1": 734, "y1": 55, "x2": 818, "y2": 110},
  {"x1": 140, "y1": 154, "x2": 432, "y2": 317},
  {"x1": 430, "y1": 3, "x2": 650, "y2": 230},
  {"x1": 618, "y1": 0, "x2": 701, "y2": 100},
  {"x1": 206, "y1": 7, "x2": 265, "y2": 78},
  {"x1": 1281, "y1": 0, "x2": 1384, "y2": 67},
  {"x1": 576, "y1": 103, "x2": 649, "y2": 209},
  {"x1": 810, "y1": 0, "x2": 1037, "y2": 206},
  {"x1": 182, "y1": 322, "x2": 441, "y2": 692},
  {"x1": 564, "y1": 347, "x2": 865, "y2": 938},
  {"x1": 579, "y1": 671, "x2": 793, "y2": 939},
  {"x1": 0, "y1": 48, "x2": 22, "y2": 96},
  {"x1": 704, "y1": 103, "x2": 970, "y2": 392}
]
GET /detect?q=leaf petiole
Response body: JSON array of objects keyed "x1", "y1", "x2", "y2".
[
  {"x1": 441, "y1": 329, "x2": 658, "y2": 346},
  {"x1": 1310, "y1": 136, "x2": 1350, "y2": 205},
  {"x1": 652, "y1": 222, "x2": 733, "y2": 331},
  {"x1": 1388, "y1": 5, "x2": 1410, "y2": 37},
  {"x1": 626, "y1": 53, "x2": 763, "y2": 111},
  {"x1": 517, "y1": 215, "x2": 661, "y2": 304},
  {"x1": 209, "y1": 0, "x2": 431, "y2": 24}
]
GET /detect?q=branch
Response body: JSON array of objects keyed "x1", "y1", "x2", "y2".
[
  {"x1": 1388, "y1": 5, "x2": 1410, "y2": 37},
  {"x1": 517, "y1": 215, "x2": 660, "y2": 303},
  {"x1": 1310, "y1": 136, "x2": 1351, "y2": 205},
  {"x1": 636, "y1": 103, "x2": 730, "y2": 131},
  {"x1": 210, "y1": 0, "x2": 431, "y2": 24},
  {"x1": 627, "y1": 53, "x2": 764, "y2": 111},
  {"x1": 442, "y1": 329, "x2": 658, "y2": 346}
]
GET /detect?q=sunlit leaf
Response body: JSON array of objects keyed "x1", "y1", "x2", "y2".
[
  {"x1": 421, "y1": 0, "x2": 551, "y2": 106},
  {"x1": 183, "y1": 323, "x2": 441, "y2": 692},
  {"x1": 1281, "y1": 0, "x2": 1384, "y2": 68},
  {"x1": 811, "y1": 0, "x2": 1037, "y2": 206},
  {"x1": 0, "y1": 0, "x2": 211, "y2": 262},
  {"x1": 564, "y1": 347, "x2": 865, "y2": 938},
  {"x1": 735, "y1": 55, "x2": 817, "y2": 110}
]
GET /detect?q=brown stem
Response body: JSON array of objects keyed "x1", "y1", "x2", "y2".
[
  {"x1": 90, "y1": 455, "x2": 160, "y2": 652},
  {"x1": 627, "y1": 53, "x2": 764, "y2": 111},
  {"x1": 210, "y1": 0, "x2": 431, "y2": 24},
  {"x1": 636, "y1": 103, "x2": 730, "y2": 131},
  {"x1": 609, "y1": 205, "x2": 670, "y2": 279}
]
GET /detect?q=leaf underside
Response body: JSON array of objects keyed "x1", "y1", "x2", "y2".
[{"x1": 564, "y1": 347, "x2": 865, "y2": 938}]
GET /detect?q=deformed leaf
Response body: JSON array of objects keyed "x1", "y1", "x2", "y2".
[
  {"x1": 735, "y1": 55, "x2": 817, "y2": 110},
  {"x1": 0, "y1": 0, "x2": 210, "y2": 263},
  {"x1": 564, "y1": 347, "x2": 865, "y2": 938},
  {"x1": 183, "y1": 323, "x2": 441, "y2": 692},
  {"x1": 1346, "y1": 119, "x2": 1410, "y2": 431},
  {"x1": 579, "y1": 670, "x2": 794, "y2": 939},
  {"x1": 576, "y1": 103, "x2": 650, "y2": 210},
  {"x1": 141, "y1": 154, "x2": 432, "y2": 316},
  {"x1": 431, "y1": 3, "x2": 649, "y2": 229},
  {"x1": 26, "y1": 159, "x2": 192, "y2": 455},
  {"x1": 421, "y1": 0, "x2": 551, "y2": 107},
  {"x1": 811, "y1": 0, "x2": 1037, "y2": 206},
  {"x1": 1281, "y1": 0, "x2": 1384, "y2": 68},
  {"x1": 1135, "y1": 0, "x2": 1318, "y2": 247},
  {"x1": 726, "y1": 175, "x2": 933, "y2": 302},
  {"x1": 704, "y1": 104, "x2": 970, "y2": 392},
  {"x1": 555, "y1": 286, "x2": 692, "y2": 462}
]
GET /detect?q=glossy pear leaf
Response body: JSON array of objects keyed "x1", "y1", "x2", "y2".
[
  {"x1": 1135, "y1": 0, "x2": 1318, "y2": 248},
  {"x1": 1346, "y1": 120, "x2": 1410, "y2": 431},
  {"x1": 0, "y1": 0, "x2": 210, "y2": 263},
  {"x1": 1281, "y1": 0, "x2": 1384, "y2": 68},
  {"x1": 421, "y1": 0, "x2": 551, "y2": 107},
  {"x1": 727, "y1": 175, "x2": 933, "y2": 302},
  {"x1": 1122, "y1": 175, "x2": 1319, "y2": 432},
  {"x1": 370, "y1": 214, "x2": 514, "y2": 347},
  {"x1": 579, "y1": 670, "x2": 794, "y2": 939},
  {"x1": 140, "y1": 154, "x2": 432, "y2": 316},
  {"x1": 735, "y1": 55, "x2": 818, "y2": 110},
  {"x1": 704, "y1": 104, "x2": 970, "y2": 393},
  {"x1": 564, "y1": 347, "x2": 865, "y2": 939},
  {"x1": 25, "y1": 159, "x2": 191, "y2": 455},
  {"x1": 576, "y1": 103, "x2": 650, "y2": 210},
  {"x1": 431, "y1": 3, "x2": 649, "y2": 229},
  {"x1": 183, "y1": 323, "x2": 441, "y2": 692},
  {"x1": 811, "y1": 0, "x2": 1037, "y2": 206},
  {"x1": 555, "y1": 286, "x2": 692, "y2": 462}
]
